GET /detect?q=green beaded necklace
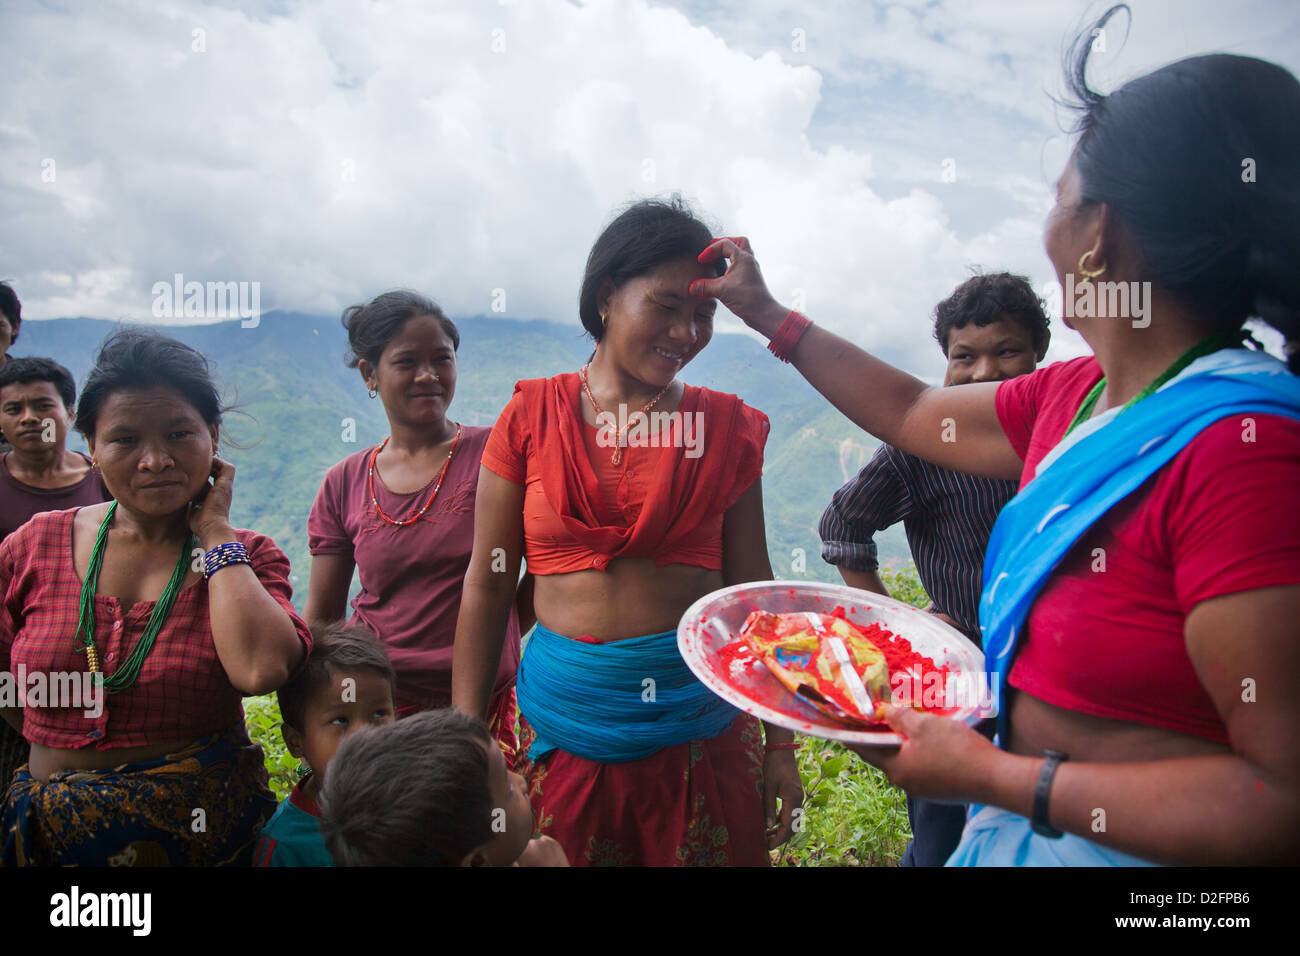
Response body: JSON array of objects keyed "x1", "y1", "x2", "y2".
[
  {"x1": 1064, "y1": 330, "x2": 1243, "y2": 438},
  {"x1": 75, "y1": 501, "x2": 197, "y2": 693}
]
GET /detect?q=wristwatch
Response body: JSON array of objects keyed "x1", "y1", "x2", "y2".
[{"x1": 1031, "y1": 749, "x2": 1068, "y2": 838}]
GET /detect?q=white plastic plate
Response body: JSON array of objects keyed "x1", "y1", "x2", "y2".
[{"x1": 678, "y1": 580, "x2": 988, "y2": 746}]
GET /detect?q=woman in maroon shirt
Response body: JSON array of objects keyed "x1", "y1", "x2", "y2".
[
  {"x1": 305, "y1": 291, "x2": 528, "y2": 766},
  {"x1": 0, "y1": 330, "x2": 311, "y2": 866}
]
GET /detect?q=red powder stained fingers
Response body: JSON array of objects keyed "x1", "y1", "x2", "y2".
[
  {"x1": 696, "y1": 235, "x2": 752, "y2": 266},
  {"x1": 714, "y1": 235, "x2": 751, "y2": 252}
]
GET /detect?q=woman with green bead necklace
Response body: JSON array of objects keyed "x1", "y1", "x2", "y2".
[{"x1": 0, "y1": 329, "x2": 312, "y2": 866}]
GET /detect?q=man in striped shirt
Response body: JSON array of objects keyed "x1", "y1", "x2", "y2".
[{"x1": 819, "y1": 272, "x2": 1050, "y2": 866}]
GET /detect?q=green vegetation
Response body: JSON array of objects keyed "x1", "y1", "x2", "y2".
[{"x1": 245, "y1": 694, "x2": 299, "y2": 802}]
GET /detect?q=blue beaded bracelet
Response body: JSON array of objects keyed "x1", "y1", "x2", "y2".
[{"x1": 203, "y1": 541, "x2": 250, "y2": 579}]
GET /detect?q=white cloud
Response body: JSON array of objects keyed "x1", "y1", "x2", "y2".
[{"x1": 2, "y1": 0, "x2": 1296, "y2": 380}]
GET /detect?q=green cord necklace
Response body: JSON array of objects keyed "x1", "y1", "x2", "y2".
[
  {"x1": 1064, "y1": 330, "x2": 1244, "y2": 438},
  {"x1": 75, "y1": 501, "x2": 197, "y2": 693}
]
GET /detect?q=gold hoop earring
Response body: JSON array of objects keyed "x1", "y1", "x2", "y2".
[
  {"x1": 1077, "y1": 251, "x2": 1106, "y2": 282},
  {"x1": 601, "y1": 312, "x2": 607, "y2": 327}
]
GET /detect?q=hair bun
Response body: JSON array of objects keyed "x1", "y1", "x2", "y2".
[{"x1": 1246, "y1": 244, "x2": 1300, "y2": 371}]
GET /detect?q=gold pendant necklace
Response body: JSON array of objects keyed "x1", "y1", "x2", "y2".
[{"x1": 579, "y1": 365, "x2": 674, "y2": 466}]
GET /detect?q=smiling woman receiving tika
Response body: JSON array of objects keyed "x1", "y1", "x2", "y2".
[
  {"x1": 454, "y1": 197, "x2": 802, "y2": 867},
  {"x1": 0, "y1": 330, "x2": 311, "y2": 866},
  {"x1": 690, "y1": 8, "x2": 1300, "y2": 865}
]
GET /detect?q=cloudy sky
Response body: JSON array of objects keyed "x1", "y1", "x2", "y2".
[{"x1": 3, "y1": 0, "x2": 1297, "y2": 379}]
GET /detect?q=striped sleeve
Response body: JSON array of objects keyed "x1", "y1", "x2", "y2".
[
  {"x1": 253, "y1": 832, "x2": 277, "y2": 867},
  {"x1": 818, "y1": 444, "x2": 913, "y2": 572}
]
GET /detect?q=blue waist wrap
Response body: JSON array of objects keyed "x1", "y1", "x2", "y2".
[{"x1": 515, "y1": 623, "x2": 739, "y2": 763}]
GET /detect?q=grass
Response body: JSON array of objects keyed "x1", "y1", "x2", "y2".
[
  {"x1": 245, "y1": 563, "x2": 932, "y2": 864},
  {"x1": 245, "y1": 694, "x2": 299, "y2": 802}
]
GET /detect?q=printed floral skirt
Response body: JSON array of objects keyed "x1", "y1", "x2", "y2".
[
  {"x1": 517, "y1": 712, "x2": 768, "y2": 867},
  {"x1": 1, "y1": 722, "x2": 275, "y2": 867}
]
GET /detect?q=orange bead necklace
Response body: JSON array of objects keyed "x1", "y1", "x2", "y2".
[{"x1": 367, "y1": 424, "x2": 463, "y2": 527}]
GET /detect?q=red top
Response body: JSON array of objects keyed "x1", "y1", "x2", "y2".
[
  {"x1": 308, "y1": 426, "x2": 520, "y2": 709},
  {"x1": 480, "y1": 374, "x2": 768, "y2": 574},
  {"x1": 0, "y1": 509, "x2": 313, "y2": 750},
  {"x1": 995, "y1": 356, "x2": 1300, "y2": 743}
]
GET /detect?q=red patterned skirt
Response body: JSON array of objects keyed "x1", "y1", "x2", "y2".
[{"x1": 517, "y1": 712, "x2": 769, "y2": 866}]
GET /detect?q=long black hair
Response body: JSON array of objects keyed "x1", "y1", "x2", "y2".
[
  {"x1": 578, "y1": 195, "x2": 722, "y2": 342},
  {"x1": 1062, "y1": 4, "x2": 1300, "y2": 370}
]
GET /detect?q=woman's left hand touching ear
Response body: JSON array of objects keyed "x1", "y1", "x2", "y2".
[{"x1": 190, "y1": 456, "x2": 237, "y2": 546}]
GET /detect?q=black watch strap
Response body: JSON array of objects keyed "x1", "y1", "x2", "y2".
[{"x1": 1031, "y1": 749, "x2": 1068, "y2": 839}]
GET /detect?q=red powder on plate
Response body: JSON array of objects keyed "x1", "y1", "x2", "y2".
[
  {"x1": 717, "y1": 640, "x2": 757, "y2": 668},
  {"x1": 718, "y1": 607, "x2": 956, "y2": 720}
]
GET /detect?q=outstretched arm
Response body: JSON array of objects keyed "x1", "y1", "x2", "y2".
[{"x1": 691, "y1": 237, "x2": 1022, "y2": 481}]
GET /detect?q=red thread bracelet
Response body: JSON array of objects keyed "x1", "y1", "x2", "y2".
[{"x1": 767, "y1": 310, "x2": 812, "y2": 362}]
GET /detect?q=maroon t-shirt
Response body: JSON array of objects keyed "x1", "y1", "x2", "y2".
[
  {"x1": 307, "y1": 426, "x2": 521, "y2": 709},
  {"x1": 0, "y1": 451, "x2": 111, "y2": 541}
]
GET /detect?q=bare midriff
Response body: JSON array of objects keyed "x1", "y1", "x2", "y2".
[
  {"x1": 533, "y1": 558, "x2": 724, "y2": 643},
  {"x1": 1005, "y1": 689, "x2": 1232, "y2": 763},
  {"x1": 27, "y1": 736, "x2": 210, "y2": 783}
]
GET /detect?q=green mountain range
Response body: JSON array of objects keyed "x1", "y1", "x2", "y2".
[{"x1": 16, "y1": 312, "x2": 915, "y2": 605}]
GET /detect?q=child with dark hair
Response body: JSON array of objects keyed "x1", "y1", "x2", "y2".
[
  {"x1": 819, "y1": 270, "x2": 1049, "y2": 866},
  {"x1": 319, "y1": 708, "x2": 567, "y2": 867},
  {"x1": 253, "y1": 623, "x2": 397, "y2": 866}
]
